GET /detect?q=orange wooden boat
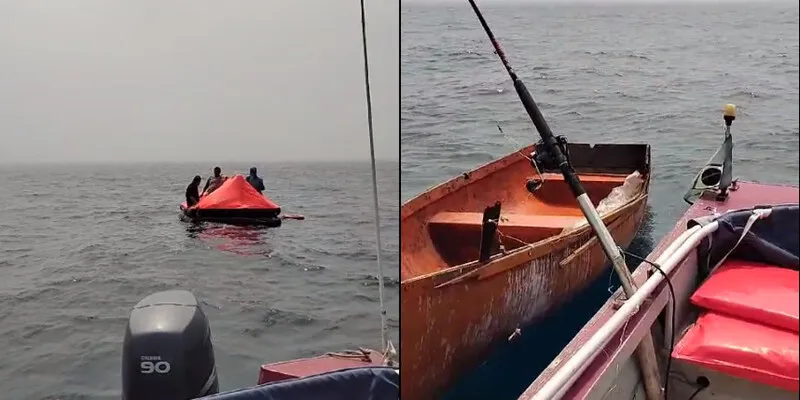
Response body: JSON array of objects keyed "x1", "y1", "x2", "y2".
[{"x1": 400, "y1": 142, "x2": 651, "y2": 400}]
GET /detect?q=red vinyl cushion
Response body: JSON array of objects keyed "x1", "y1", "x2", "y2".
[
  {"x1": 690, "y1": 259, "x2": 799, "y2": 332},
  {"x1": 672, "y1": 312, "x2": 799, "y2": 392}
]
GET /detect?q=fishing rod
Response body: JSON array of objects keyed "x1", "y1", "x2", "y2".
[
  {"x1": 465, "y1": 1, "x2": 662, "y2": 399},
  {"x1": 359, "y1": 0, "x2": 390, "y2": 354}
]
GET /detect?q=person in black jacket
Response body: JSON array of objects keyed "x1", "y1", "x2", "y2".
[
  {"x1": 185, "y1": 175, "x2": 202, "y2": 207},
  {"x1": 246, "y1": 166, "x2": 265, "y2": 194}
]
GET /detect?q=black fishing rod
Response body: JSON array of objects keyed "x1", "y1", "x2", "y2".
[
  {"x1": 465, "y1": 2, "x2": 663, "y2": 399},
  {"x1": 466, "y1": 0, "x2": 582, "y2": 197},
  {"x1": 466, "y1": 0, "x2": 633, "y2": 290}
]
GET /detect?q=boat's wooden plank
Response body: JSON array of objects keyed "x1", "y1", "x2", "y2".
[
  {"x1": 539, "y1": 172, "x2": 630, "y2": 184},
  {"x1": 428, "y1": 212, "x2": 586, "y2": 264},
  {"x1": 429, "y1": 212, "x2": 583, "y2": 230}
]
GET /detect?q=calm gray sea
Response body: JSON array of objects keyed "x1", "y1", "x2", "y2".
[
  {"x1": 402, "y1": 0, "x2": 799, "y2": 240},
  {"x1": 0, "y1": 162, "x2": 398, "y2": 399},
  {"x1": 402, "y1": 1, "x2": 798, "y2": 398}
]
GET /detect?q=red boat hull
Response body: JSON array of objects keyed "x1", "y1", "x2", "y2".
[{"x1": 258, "y1": 349, "x2": 387, "y2": 385}]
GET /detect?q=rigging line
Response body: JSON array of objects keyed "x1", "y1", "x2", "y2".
[
  {"x1": 358, "y1": 0, "x2": 388, "y2": 350},
  {"x1": 495, "y1": 123, "x2": 547, "y2": 188}
]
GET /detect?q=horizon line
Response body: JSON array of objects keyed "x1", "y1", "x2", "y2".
[
  {"x1": 403, "y1": 0, "x2": 796, "y2": 5},
  {"x1": 0, "y1": 158, "x2": 400, "y2": 168}
]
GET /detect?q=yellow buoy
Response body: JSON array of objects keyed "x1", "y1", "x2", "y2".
[{"x1": 723, "y1": 103, "x2": 736, "y2": 118}]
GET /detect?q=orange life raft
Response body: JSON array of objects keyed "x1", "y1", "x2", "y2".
[{"x1": 180, "y1": 175, "x2": 282, "y2": 226}]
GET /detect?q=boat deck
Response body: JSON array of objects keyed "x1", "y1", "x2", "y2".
[
  {"x1": 519, "y1": 181, "x2": 799, "y2": 400},
  {"x1": 258, "y1": 349, "x2": 386, "y2": 384}
]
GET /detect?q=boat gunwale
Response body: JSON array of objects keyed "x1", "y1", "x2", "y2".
[
  {"x1": 401, "y1": 145, "x2": 534, "y2": 220},
  {"x1": 401, "y1": 142, "x2": 652, "y2": 220}
]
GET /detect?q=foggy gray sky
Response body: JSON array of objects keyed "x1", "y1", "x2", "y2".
[
  {"x1": 404, "y1": 0, "x2": 791, "y2": 4},
  {"x1": 0, "y1": 1, "x2": 398, "y2": 164}
]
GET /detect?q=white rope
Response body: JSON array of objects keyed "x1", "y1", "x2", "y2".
[
  {"x1": 496, "y1": 122, "x2": 547, "y2": 189},
  {"x1": 358, "y1": 0, "x2": 389, "y2": 352}
]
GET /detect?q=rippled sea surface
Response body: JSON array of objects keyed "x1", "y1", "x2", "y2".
[
  {"x1": 403, "y1": 1, "x2": 798, "y2": 237},
  {"x1": 403, "y1": 2, "x2": 798, "y2": 399},
  {"x1": 0, "y1": 162, "x2": 398, "y2": 399}
]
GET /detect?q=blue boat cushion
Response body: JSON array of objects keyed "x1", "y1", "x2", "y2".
[{"x1": 198, "y1": 366, "x2": 399, "y2": 400}]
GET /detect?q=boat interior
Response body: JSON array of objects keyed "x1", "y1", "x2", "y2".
[
  {"x1": 400, "y1": 143, "x2": 651, "y2": 281},
  {"x1": 525, "y1": 195, "x2": 799, "y2": 400},
  {"x1": 662, "y1": 204, "x2": 799, "y2": 399}
]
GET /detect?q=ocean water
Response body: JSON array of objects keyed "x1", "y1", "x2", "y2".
[
  {"x1": 0, "y1": 162, "x2": 399, "y2": 399},
  {"x1": 402, "y1": 2, "x2": 798, "y2": 399}
]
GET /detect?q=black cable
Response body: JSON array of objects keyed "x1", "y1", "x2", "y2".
[
  {"x1": 620, "y1": 247, "x2": 676, "y2": 400},
  {"x1": 687, "y1": 385, "x2": 708, "y2": 400},
  {"x1": 629, "y1": 377, "x2": 641, "y2": 400},
  {"x1": 688, "y1": 376, "x2": 710, "y2": 399}
]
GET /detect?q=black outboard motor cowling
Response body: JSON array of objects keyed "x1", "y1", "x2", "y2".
[{"x1": 122, "y1": 290, "x2": 219, "y2": 400}]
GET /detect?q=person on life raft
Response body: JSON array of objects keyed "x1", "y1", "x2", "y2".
[
  {"x1": 185, "y1": 175, "x2": 202, "y2": 207},
  {"x1": 246, "y1": 166, "x2": 265, "y2": 194},
  {"x1": 202, "y1": 166, "x2": 227, "y2": 195}
]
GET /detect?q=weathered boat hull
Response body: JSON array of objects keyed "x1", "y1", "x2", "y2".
[{"x1": 401, "y1": 143, "x2": 651, "y2": 400}]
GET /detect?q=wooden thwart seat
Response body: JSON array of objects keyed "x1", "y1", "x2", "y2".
[{"x1": 428, "y1": 212, "x2": 584, "y2": 244}]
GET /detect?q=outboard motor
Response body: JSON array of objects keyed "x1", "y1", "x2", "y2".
[{"x1": 122, "y1": 290, "x2": 219, "y2": 400}]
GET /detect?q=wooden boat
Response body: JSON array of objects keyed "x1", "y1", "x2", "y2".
[
  {"x1": 520, "y1": 105, "x2": 800, "y2": 400},
  {"x1": 401, "y1": 142, "x2": 652, "y2": 400}
]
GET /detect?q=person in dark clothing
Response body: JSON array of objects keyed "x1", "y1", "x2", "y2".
[
  {"x1": 246, "y1": 166, "x2": 265, "y2": 194},
  {"x1": 203, "y1": 166, "x2": 226, "y2": 195},
  {"x1": 185, "y1": 175, "x2": 202, "y2": 207}
]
